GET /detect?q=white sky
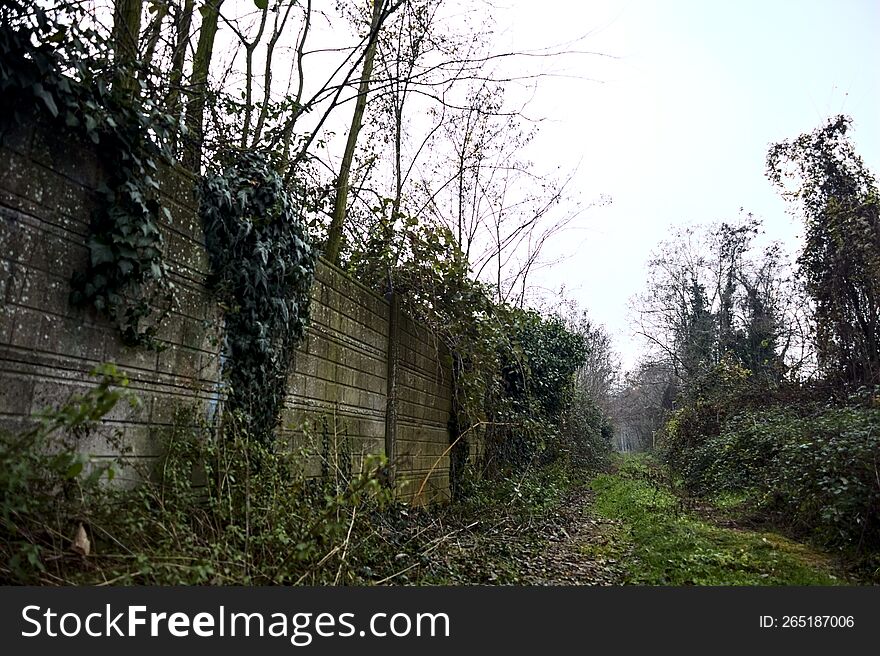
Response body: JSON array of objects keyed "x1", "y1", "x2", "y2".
[{"x1": 490, "y1": 0, "x2": 880, "y2": 370}]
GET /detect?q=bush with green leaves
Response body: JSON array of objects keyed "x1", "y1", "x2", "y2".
[
  {"x1": 199, "y1": 151, "x2": 316, "y2": 445},
  {"x1": 661, "y1": 356, "x2": 757, "y2": 478},
  {"x1": 0, "y1": 365, "x2": 395, "y2": 585},
  {"x1": 560, "y1": 390, "x2": 614, "y2": 470},
  {"x1": 485, "y1": 306, "x2": 588, "y2": 469},
  {"x1": 107, "y1": 410, "x2": 392, "y2": 585},
  {"x1": 772, "y1": 405, "x2": 880, "y2": 547},
  {"x1": 0, "y1": 364, "x2": 137, "y2": 582},
  {"x1": 679, "y1": 397, "x2": 880, "y2": 551}
]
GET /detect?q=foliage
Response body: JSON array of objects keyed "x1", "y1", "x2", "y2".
[
  {"x1": 0, "y1": 372, "x2": 394, "y2": 585},
  {"x1": 686, "y1": 400, "x2": 880, "y2": 551},
  {"x1": 637, "y1": 216, "x2": 793, "y2": 385},
  {"x1": 107, "y1": 411, "x2": 391, "y2": 585},
  {"x1": 591, "y1": 454, "x2": 844, "y2": 585},
  {"x1": 560, "y1": 389, "x2": 614, "y2": 470},
  {"x1": 0, "y1": 364, "x2": 600, "y2": 586},
  {"x1": 0, "y1": 2, "x2": 179, "y2": 347},
  {"x1": 350, "y1": 216, "x2": 597, "y2": 484},
  {"x1": 0, "y1": 364, "x2": 137, "y2": 582},
  {"x1": 661, "y1": 355, "x2": 757, "y2": 476},
  {"x1": 488, "y1": 306, "x2": 589, "y2": 468},
  {"x1": 501, "y1": 309, "x2": 586, "y2": 422},
  {"x1": 657, "y1": 117, "x2": 880, "y2": 566},
  {"x1": 767, "y1": 114, "x2": 880, "y2": 388},
  {"x1": 199, "y1": 151, "x2": 316, "y2": 445}
]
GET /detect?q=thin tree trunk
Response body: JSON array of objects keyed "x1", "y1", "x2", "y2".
[
  {"x1": 168, "y1": 0, "x2": 195, "y2": 155},
  {"x1": 183, "y1": 0, "x2": 224, "y2": 172},
  {"x1": 141, "y1": 1, "x2": 169, "y2": 71},
  {"x1": 324, "y1": 0, "x2": 385, "y2": 264},
  {"x1": 112, "y1": 0, "x2": 144, "y2": 95},
  {"x1": 239, "y1": 4, "x2": 269, "y2": 149}
]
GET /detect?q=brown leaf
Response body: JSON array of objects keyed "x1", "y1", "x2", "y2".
[{"x1": 72, "y1": 523, "x2": 90, "y2": 557}]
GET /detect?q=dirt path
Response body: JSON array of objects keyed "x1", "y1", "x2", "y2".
[
  {"x1": 516, "y1": 489, "x2": 626, "y2": 585},
  {"x1": 386, "y1": 484, "x2": 628, "y2": 585}
]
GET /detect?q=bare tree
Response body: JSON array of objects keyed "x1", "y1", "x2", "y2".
[{"x1": 325, "y1": 0, "x2": 389, "y2": 263}]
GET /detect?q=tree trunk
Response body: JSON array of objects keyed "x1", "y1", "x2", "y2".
[
  {"x1": 167, "y1": 0, "x2": 195, "y2": 156},
  {"x1": 324, "y1": 0, "x2": 385, "y2": 264},
  {"x1": 112, "y1": 0, "x2": 143, "y2": 95},
  {"x1": 183, "y1": 0, "x2": 224, "y2": 172}
]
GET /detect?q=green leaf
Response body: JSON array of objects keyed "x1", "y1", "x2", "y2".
[
  {"x1": 89, "y1": 240, "x2": 115, "y2": 266},
  {"x1": 254, "y1": 0, "x2": 268, "y2": 9},
  {"x1": 66, "y1": 461, "x2": 84, "y2": 479},
  {"x1": 47, "y1": 27, "x2": 68, "y2": 43},
  {"x1": 32, "y1": 84, "x2": 58, "y2": 117}
]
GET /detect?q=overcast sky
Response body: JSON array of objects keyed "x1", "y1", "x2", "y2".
[{"x1": 489, "y1": 0, "x2": 880, "y2": 369}]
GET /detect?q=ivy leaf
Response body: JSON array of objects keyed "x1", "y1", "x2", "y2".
[
  {"x1": 89, "y1": 240, "x2": 115, "y2": 266},
  {"x1": 32, "y1": 83, "x2": 58, "y2": 117},
  {"x1": 47, "y1": 26, "x2": 68, "y2": 43}
]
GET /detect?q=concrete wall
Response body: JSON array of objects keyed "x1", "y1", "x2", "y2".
[{"x1": 0, "y1": 119, "x2": 452, "y2": 503}]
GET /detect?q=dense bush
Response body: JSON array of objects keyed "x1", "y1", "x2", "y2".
[
  {"x1": 559, "y1": 389, "x2": 614, "y2": 470},
  {"x1": 676, "y1": 398, "x2": 880, "y2": 550},
  {"x1": 661, "y1": 356, "x2": 757, "y2": 476},
  {"x1": 484, "y1": 307, "x2": 589, "y2": 470},
  {"x1": 660, "y1": 347, "x2": 880, "y2": 552}
]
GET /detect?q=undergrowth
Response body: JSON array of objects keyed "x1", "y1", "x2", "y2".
[
  {"x1": 0, "y1": 367, "x2": 393, "y2": 584},
  {"x1": 0, "y1": 366, "x2": 600, "y2": 585}
]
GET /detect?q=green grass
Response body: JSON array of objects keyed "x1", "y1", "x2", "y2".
[{"x1": 590, "y1": 454, "x2": 844, "y2": 585}]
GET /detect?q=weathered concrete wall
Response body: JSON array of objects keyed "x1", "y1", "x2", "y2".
[{"x1": 0, "y1": 119, "x2": 452, "y2": 502}]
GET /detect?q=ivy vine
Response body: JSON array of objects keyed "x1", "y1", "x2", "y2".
[
  {"x1": 0, "y1": 3, "x2": 177, "y2": 347},
  {"x1": 199, "y1": 152, "x2": 316, "y2": 445}
]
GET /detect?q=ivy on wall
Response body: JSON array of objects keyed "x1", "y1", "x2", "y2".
[
  {"x1": 0, "y1": 3, "x2": 178, "y2": 347},
  {"x1": 199, "y1": 152, "x2": 316, "y2": 445}
]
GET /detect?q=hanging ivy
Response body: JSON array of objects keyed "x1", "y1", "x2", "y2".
[
  {"x1": 0, "y1": 3, "x2": 178, "y2": 347},
  {"x1": 199, "y1": 152, "x2": 316, "y2": 445}
]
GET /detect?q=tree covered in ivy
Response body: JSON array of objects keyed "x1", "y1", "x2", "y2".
[
  {"x1": 767, "y1": 114, "x2": 880, "y2": 388},
  {"x1": 199, "y1": 152, "x2": 316, "y2": 445}
]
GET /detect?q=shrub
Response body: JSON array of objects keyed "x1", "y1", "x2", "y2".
[
  {"x1": 559, "y1": 390, "x2": 613, "y2": 470},
  {"x1": 771, "y1": 404, "x2": 880, "y2": 547},
  {"x1": 683, "y1": 402, "x2": 880, "y2": 550},
  {"x1": 0, "y1": 364, "x2": 136, "y2": 582},
  {"x1": 0, "y1": 366, "x2": 392, "y2": 585}
]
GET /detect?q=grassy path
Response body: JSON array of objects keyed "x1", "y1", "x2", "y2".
[
  {"x1": 354, "y1": 456, "x2": 848, "y2": 585},
  {"x1": 587, "y1": 453, "x2": 847, "y2": 585}
]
